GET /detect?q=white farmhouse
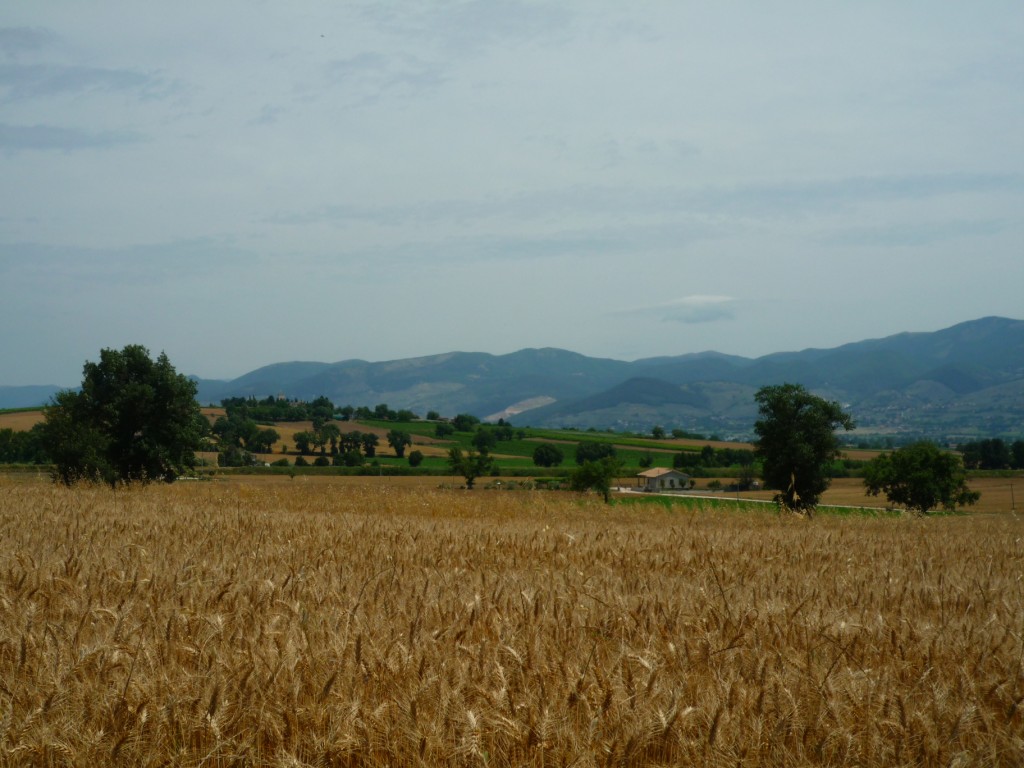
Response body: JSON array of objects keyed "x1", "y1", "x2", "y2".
[{"x1": 636, "y1": 467, "x2": 690, "y2": 492}]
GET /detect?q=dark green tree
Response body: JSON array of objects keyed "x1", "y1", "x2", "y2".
[
  {"x1": 218, "y1": 445, "x2": 256, "y2": 467},
  {"x1": 959, "y1": 438, "x2": 1011, "y2": 470},
  {"x1": 293, "y1": 431, "x2": 315, "y2": 455},
  {"x1": 40, "y1": 345, "x2": 204, "y2": 486},
  {"x1": 434, "y1": 422, "x2": 455, "y2": 438},
  {"x1": 374, "y1": 403, "x2": 396, "y2": 421},
  {"x1": 248, "y1": 427, "x2": 280, "y2": 454},
  {"x1": 386, "y1": 429, "x2": 413, "y2": 458},
  {"x1": 447, "y1": 447, "x2": 492, "y2": 489},
  {"x1": 651, "y1": 425, "x2": 666, "y2": 440},
  {"x1": 341, "y1": 449, "x2": 363, "y2": 467},
  {"x1": 673, "y1": 450, "x2": 701, "y2": 469},
  {"x1": 408, "y1": 449, "x2": 424, "y2": 467},
  {"x1": 700, "y1": 445, "x2": 715, "y2": 466},
  {"x1": 575, "y1": 440, "x2": 616, "y2": 465},
  {"x1": 863, "y1": 441, "x2": 980, "y2": 515},
  {"x1": 753, "y1": 382, "x2": 854, "y2": 515},
  {"x1": 451, "y1": 413, "x2": 480, "y2": 432},
  {"x1": 309, "y1": 396, "x2": 335, "y2": 424},
  {"x1": 1013, "y1": 440, "x2": 1024, "y2": 470},
  {"x1": 532, "y1": 443, "x2": 564, "y2": 468},
  {"x1": 319, "y1": 423, "x2": 341, "y2": 455},
  {"x1": 339, "y1": 431, "x2": 363, "y2": 454},
  {"x1": 569, "y1": 457, "x2": 622, "y2": 503},
  {"x1": 471, "y1": 428, "x2": 497, "y2": 455},
  {"x1": 360, "y1": 433, "x2": 379, "y2": 458}
]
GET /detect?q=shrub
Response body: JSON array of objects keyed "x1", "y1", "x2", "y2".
[{"x1": 532, "y1": 443, "x2": 564, "y2": 468}]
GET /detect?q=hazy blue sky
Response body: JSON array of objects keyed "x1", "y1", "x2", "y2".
[{"x1": 2, "y1": 2, "x2": 1022, "y2": 386}]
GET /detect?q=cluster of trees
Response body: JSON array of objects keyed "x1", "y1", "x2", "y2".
[
  {"x1": 435, "y1": 413, "x2": 482, "y2": 437},
  {"x1": 215, "y1": 397, "x2": 422, "y2": 467},
  {"x1": 673, "y1": 445, "x2": 755, "y2": 470},
  {"x1": 754, "y1": 383, "x2": 980, "y2": 516},
  {"x1": 293, "y1": 427, "x2": 379, "y2": 464},
  {"x1": 356, "y1": 403, "x2": 419, "y2": 421},
  {"x1": 650, "y1": 426, "x2": 706, "y2": 440},
  {"x1": 290, "y1": 427, "x2": 414, "y2": 466},
  {"x1": 445, "y1": 417, "x2": 522, "y2": 488},
  {"x1": 958, "y1": 438, "x2": 1024, "y2": 470},
  {"x1": 0, "y1": 425, "x2": 48, "y2": 464},
  {"x1": 220, "y1": 395, "x2": 336, "y2": 424},
  {"x1": 218, "y1": 397, "x2": 422, "y2": 429},
  {"x1": 211, "y1": 412, "x2": 279, "y2": 465},
  {"x1": 344, "y1": 403, "x2": 419, "y2": 422}
]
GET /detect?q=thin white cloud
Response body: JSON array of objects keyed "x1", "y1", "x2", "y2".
[
  {"x1": 613, "y1": 295, "x2": 738, "y2": 325},
  {"x1": 821, "y1": 218, "x2": 1007, "y2": 248}
]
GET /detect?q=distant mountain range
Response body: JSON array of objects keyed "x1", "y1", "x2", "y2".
[{"x1": 5, "y1": 317, "x2": 1023, "y2": 439}]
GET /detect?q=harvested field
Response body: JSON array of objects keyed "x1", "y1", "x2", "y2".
[
  {"x1": 0, "y1": 411, "x2": 44, "y2": 432},
  {"x1": 0, "y1": 480, "x2": 1021, "y2": 766},
  {"x1": 676, "y1": 477, "x2": 1019, "y2": 515}
]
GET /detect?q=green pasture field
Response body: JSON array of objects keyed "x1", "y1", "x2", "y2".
[
  {"x1": 521, "y1": 427, "x2": 705, "y2": 453},
  {"x1": 359, "y1": 420, "x2": 699, "y2": 469}
]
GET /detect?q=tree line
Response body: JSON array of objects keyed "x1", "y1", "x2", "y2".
[{"x1": 958, "y1": 438, "x2": 1024, "y2": 470}]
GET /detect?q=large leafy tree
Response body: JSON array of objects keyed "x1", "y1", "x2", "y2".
[
  {"x1": 863, "y1": 441, "x2": 980, "y2": 515},
  {"x1": 41, "y1": 345, "x2": 205, "y2": 486},
  {"x1": 753, "y1": 383, "x2": 854, "y2": 515}
]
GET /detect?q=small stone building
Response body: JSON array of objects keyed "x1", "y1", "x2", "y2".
[{"x1": 636, "y1": 467, "x2": 690, "y2": 492}]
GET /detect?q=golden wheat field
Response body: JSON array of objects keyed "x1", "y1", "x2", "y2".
[{"x1": 1, "y1": 480, "x2": 1022, "y2": 767}]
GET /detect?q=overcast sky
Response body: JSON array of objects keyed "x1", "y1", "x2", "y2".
[{"x1": 1, "y1": 2, "x2": 1022, "y2": 386}]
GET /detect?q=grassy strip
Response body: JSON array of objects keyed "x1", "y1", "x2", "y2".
[
  {"x1": 525, "y1": 427, "x2": 704, "y2": 452},
  {"x1": 613, "y1": 493, "x2": 902, "y2": 517}
]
